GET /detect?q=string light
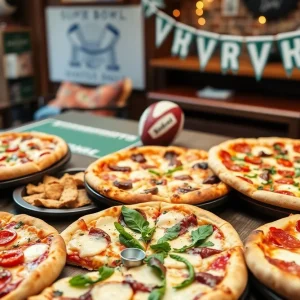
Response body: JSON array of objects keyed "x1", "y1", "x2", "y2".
[
  {"x1": 198, "y1": 17, "x2": 206, "y2": 26},
  {"x1": 173, "y1": 9, "x2": 180, "y2": 17},
  {"x1": 258, "y1": 16, "x2": 267, "y2": 24},
  {"x1": 196, "y1": 1, "x2": 204, "y2": 9},
  {"x1": 196, "y1": 8, "x2": 203, "y2": 16}
]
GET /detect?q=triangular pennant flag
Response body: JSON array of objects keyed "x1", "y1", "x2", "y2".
[
  {"x1": 196, "y1": 30, "x2": 220, "y2": 71},
  {"x1": 276, "y1": 30, "x2": 300, "y2": 77},
  {"x1": 171, "y1": 23, "x2": 196, "y2": 59},
  {"x1": 220, "y1": 35, "x2": 244, "y2": 74},
  {"x1": 155, "y1": 11, "x2": 175, "y2": 48},
  {"x1": 246, "y1": 36, "x2": 273, "y2": 81},
  {"x1": 152, "y1": 0, "x2": 166, "y2": 8},
  {"x1": 142, "y1": 0, "x2": 157, "y2": 18}
]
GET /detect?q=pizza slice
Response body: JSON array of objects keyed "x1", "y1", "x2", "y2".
[
  {"x1": 61, "y1": 203, "x2": 160, "y2": 270},
  {"x1": 245, "y1": 214, "x2": 300, "y2": 299}
]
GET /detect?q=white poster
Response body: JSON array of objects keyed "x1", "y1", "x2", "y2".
[{"x1": 46, "y1": 6, "x2": 145, "y2": 90}]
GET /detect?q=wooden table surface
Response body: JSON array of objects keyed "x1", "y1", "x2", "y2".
[{"x1": 2, "y1": 112, "x2": 271, "y2": 299}]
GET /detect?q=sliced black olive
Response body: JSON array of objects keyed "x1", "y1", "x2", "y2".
[
  {"x1": 259, "y1": 170, "x2": 270, "y2": 181},
  {"x1": 202, "y1": 175, "x2": 220, "y2": 184},
  {"x1": 178, "y1": 187, "x2": 199, "y2": 194},
  {"x1": 258, "y1": 151, "x2": 272, "y2": 157},
  {"x1": 192, "y1": 162, "x2": 208, "y2": 170},
  {"x1": 113, "y1": 180, "x2": 133, "y2": 190}
]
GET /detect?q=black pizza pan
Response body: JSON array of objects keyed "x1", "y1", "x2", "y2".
[
  {"x1": 85, "y1": 181, "x2": 230, "y2": 210},
  {"x1": 0, "y1": 148, "x2": 72, "y2": 190},
  {"x1": 237, "y1": 192, "x2": 299, "y2": 219},
  {"x1": 13, "y1": 168, "x2": 98, "y2": 217},
  {"x1": 250, "y1": 273, "x2": 284, "y2": 300}
]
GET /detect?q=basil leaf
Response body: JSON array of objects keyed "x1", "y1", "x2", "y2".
[
  {"x1": 231, "y1": 156, "x2": 244, "y2": 161},
  {"x1": 294, "y1": 182, "x2": 300, "y2": 187},
  {"x1": 244, "y1": 174, "x2": 257, "y2": 178},
  {"x1": 257, "y1": 186, "x2": 263, "y2": 190},
  {"x1": 142, "y1": 226, "x2": 156, "y2": 243},
  {"x1": 114, "y1": 222, "x2": 144, "y2": 250},
  {"x1": 157, "y1": 223, "x2": 181, "y2": 244},
  {"x1": 164, "y1": 166, "x2": 183, "y2": 176},
  {"x1": 144, "y1": 253, "x2": 166, "y2": 264},
  {"x1": 169, "y1": 255, "x2": 195, "y2": 289},
  {"x1": 147, "y1": 257, "x2": 166, "y2": 279},
  {"x1": 295, "y1": 168, "x2": 300, "y2": 178},
  {"x1": 69, "y1": 266, "x2": 114, "y2": 287},
  {"x1": 274, "y1": 144, "x2": 282, "y2": 151},
  {"x1": 150, "y1": 242, "x2": 171, "y2": 253},
  {"x1": 148, "y1": 169, "x2": 161, "y2": 176},
  {"x1": 148, "y1": 280, "x2": 166, "y2": 300},
  {"x1": 264, "y1": 166, "x2": 276, "y2": 175}
]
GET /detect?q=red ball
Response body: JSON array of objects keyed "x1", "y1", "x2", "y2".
[{"x1": 139, "y1": 101, "x2": 185, "y2": 146}]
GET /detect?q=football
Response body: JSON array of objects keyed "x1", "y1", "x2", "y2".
[{"x1": 139, "y1": 101, "x2": 185, "y2": 146}]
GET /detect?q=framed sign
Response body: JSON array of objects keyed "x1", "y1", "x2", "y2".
[{"x1": 46, "y1": 6, "x2": 145, "y2": 90}]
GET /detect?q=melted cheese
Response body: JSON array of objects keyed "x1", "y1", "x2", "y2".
[
  {"x1": 164, "y1": 282, "x2": 210, "y2": 300},
  {"x1": 68, "y1": 234, "x2": 108, "y2": 257},
  {"x1": 206, "y1": 231, "x2": 224, "y2": 251},
  {"x1": 252, "y1": 146, "x2": 272, "y2": 157},
  {"x1": 273, "y1": 249, "x2": 300, "y2": 265},
  {"x1": 156, "y1": 211, "x2": 185, "y2": 228},
  {"x1": 96, "y1": 216, "x2": 118, "y2": 242},
  {"x1": 130, "y1": 170, "x2": 152, "y2": 181},
  {"x1": 23, "y1": 244, "x2": 48, "y2": 263},
  {"x1": 91, "y1": 282, "x2": 133, "y2": 300},
  {"x1": 53, "y1": 278, "x2": 89, "y2": 298},
  {"x1": 165, "y1": 253, "x2": 202, "y2": 268},
  {"x1": 275, "y1": 184, "x2": 299, "y2": 193}
]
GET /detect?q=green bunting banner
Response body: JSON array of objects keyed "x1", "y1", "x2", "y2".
[
  {"x1": 277, "y1": 30, "x2": 300, "y2": 77},
  {"x1": 143, "y1": 0, "x2": 300, "y2": 80},
  {"x1": 245, "y1": 36, "x2": 273, "y2": 80}
]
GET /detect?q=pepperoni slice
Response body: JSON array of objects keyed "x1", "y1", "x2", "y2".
[
  {"x1": 266, "y1": 256, "x2": 300, "y2": 277},
  {"x1": 0, "y1": 250, "x2": 24, "y2": 268},
  {"x1": 17, "y1": 152, "x2": 26, "y2": 158},
  {"x1": 296, "y1": 220, "x2": 300, "y2": 233},
  {"x1": 236, "y1": 176, "x2": 253, "y2": 184},
  {"x1": 223, "y1": 160, "x2": 250, "y2": 172},
  {"x1": 195, "y1": 272, "x2": 223, "y2": 287},
  {"x1": 275, "y1": 190, "x2": 295, "y2": 196},
  {"x1": 6, "y1": 146, "x2": 19, "y2": 153},
  {"x1": 278, "y1": 170, "x2": 295, "y2": 177},
  {"x1": 219, "y1": 150, "x2": 231, "y2": 162},
  {"x1": 244, "y1": 156, "x2": 262, "y2": 165},
  {"x1": 89, "y1": 227, "x2": 111, "y2": 244},
  {"x1": 275, "y1": 178, "x2": 294, "y2": 184},
  {"x1": 209, "y1": 254, "x2": 230, "y2": 270},
  {"x1": 0, "y1": 156, "x2": 6, "y2": 162},
  {"x1": 277, "y1": 158, "x2": 293, "y2": 168},
  {"x1": 268, "y1": 227, "x2": 300, "y2": 248},
  {"x1": 0, "y1": 230, "x2": 17, "y2": 246},
  {"x1": 0, "y1": 270, "x2": 11, "y2": 290},
  {"x1": 232, "y1": 143, "x2": 251, "y2": 153},
  {"x1": 178, "y1": 214, "x2": 198, "y2": 235},
  {"x1": 293, "y1": 145, "x2": 300, "y2": 153},
  {"x1": 187, "y1": 247, "x2": 222, "y2": 258}
]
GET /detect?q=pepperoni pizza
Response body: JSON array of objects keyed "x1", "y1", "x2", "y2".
[
  {"x1": 245, "y1": 215, "x2": 300, "y2": 299},
  {"x1": 0, "y1": 212, "x2": 66, "y2": 300},
  {"x1": 85, "y1": 146, "x2": 229, "y2": 205},
  {"x1": 56, "y1": 202, "x2": 247, "y2": 299},
  {"x1": 209, "y1": 138, "x2": 300, "y2": 210},
  {"x1": 0, "y1": 132, "x2": 68, "y2": 181}
]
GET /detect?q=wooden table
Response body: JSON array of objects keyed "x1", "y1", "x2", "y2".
[{"x1": 2, "y1": 112, "x2": 268, "y2": 299}]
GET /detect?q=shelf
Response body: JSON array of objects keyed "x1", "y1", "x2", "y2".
[{"x1": 150, "y1": 56, "x2": 300, "y2": 80}]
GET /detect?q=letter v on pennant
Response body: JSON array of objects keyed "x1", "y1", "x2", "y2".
[{"x1": 156, "y1": 11, "x2": 176, "y2": 48}]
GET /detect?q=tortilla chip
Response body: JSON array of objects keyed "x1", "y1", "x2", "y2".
[
  {"x1": 59, "y1": 178, "x2": 78, "y2": 203},
  {"x1": 33, "y1": 198, "x2": 77, "y2": 209},
  {"x1": 72, "y1": 172, "x2": 85, "y2": 187},
  {"x1": 45, "y1": 182, "x2": 64, "y2": 200},
  {"x1": 43, "y1": 175, "x2": 59, "y2": 185},
  {"x1": 23, "y1": 193, "x2": 45, "y2": 205},
  {"x1": 26, "y1": 183, "x2": 44, "y2": 195},
  {"x1": 69, "y1": 189, "x2": 91, "y2": 208}
]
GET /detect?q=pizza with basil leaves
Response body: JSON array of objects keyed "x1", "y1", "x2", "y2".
[
  {"x1": 57, "y1": 202, "x2": 247, "y2": 299},
  {"x1": 85, "y1": 146, "x2": 229, "y2": 205},
  {"x1": 0, "y1": 132, "x2": 68, "y2": 181},
  {"x1": 0, "y1": 212, "x2": 66, "y2": 300},
  {"x1": 245, "y1": 214, "x2": 300, "y2": 299},
  {"x1": 209, "y1": 137, "x2": 300, "y2": 210}
]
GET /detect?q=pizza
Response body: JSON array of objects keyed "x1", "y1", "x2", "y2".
[
  {"x1": 85, "y1": 146, "x2": 229, "y2": 204},
  {"x1": 245, "y1": 214, "x2": 300, "y2": 299},
  {"x1": 0, "y1": 132, "x2": 68, "y2": 181},
  {"x1": 209, "y1": 137, "x2": 300, "y2": 210},
  {"x1": 56, "y1": 202, "x2": 247, "y2": 299},
  {"x1": 0, "y1": 212, "x2": 66, "y2": 300}
]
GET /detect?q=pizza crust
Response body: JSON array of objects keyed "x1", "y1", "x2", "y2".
[{"x1": 245, "y1": 215, "x2": 300, "y2": 299}]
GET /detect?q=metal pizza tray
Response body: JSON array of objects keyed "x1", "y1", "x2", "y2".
[
  {"x1": 250, "y1": 272, "x2": 284, "y2": 300},
  {"x1": 85, "y1": 181, "x2": 230, "y2": 210},
  {"x1": 13, "y1": 168, "x2": 98, "y2": 217},
  {"x1": 0, "y1": 148, "x2": 72, "y2": 190},
  {"x1": 237, "y1": 191, "x2": 300, "y2": 219}
]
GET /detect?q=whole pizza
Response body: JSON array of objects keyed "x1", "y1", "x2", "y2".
[
  {"x1": 85, "y1": 146, "x2": 229, "y2": 204},
  {"x1": 209, "y1": 137, "x2": 300, "y2": 210},
  {"x1": 55, "y1": 202, "x2": 247, "y2": 299},
  {"x1": 245, "y1": 214, "x2": 300, "y2": 298},
  {"x1": 0, "y1": 212, "x2": 66, "y2": 299},
  {"x1": 0, "y1": 132, "x2": 68, "y2": 181}
]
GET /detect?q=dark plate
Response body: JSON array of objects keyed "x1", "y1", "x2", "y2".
[
  {"x1": 250, "y1": 273, "x2": 283, "y2": 300},
  {"x1": 13, "y1": 168, "x2": 98, "y2": 217},
  {"x1": 237, "y1": 192, "x2": 299, "y2": 219},
  {"x1": 85, "y1": 181, "x2": 229, "y2": 210},
  {"x1": 0, "y1": 148, "x2": 72, "y2": 190}
]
